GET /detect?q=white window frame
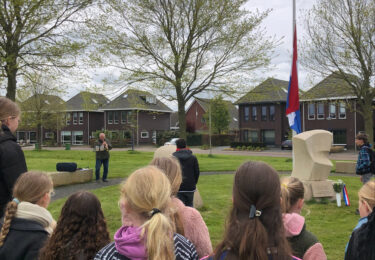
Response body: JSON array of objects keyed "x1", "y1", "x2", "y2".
[
  {"x1": 244, "y1": 106, "x2": 250, "y2": 121},
  {"x1": 339, "y1": 102, "x2": 346, "y2": 119},
  {"x1": 114, "y1": 111, "x2": 119, "y2": 124},
  {"x1": 269, "y1": 105, "x2": 275, "y2": 121},
  {"x1": 73, "y1": 112, "x2": 78, "y2": 125},
  {"x1": 329, "y1": 103, "x2": 336, "y2": 119},
  {"x1": 121, "y1": 111, "x2": 127, "y2": 124},
  {"x1": 72, "y1": 131, "x2": 84, "y2": 145},
  {"x1": 141, "y1": 131, "x2": 149, "y2": 138},
  {"x1": 78, "y1": 112, "x2": 83, "y2": 125},
  {"x1": 317, "y1": 103, "x2": 325, "y2": 120},
  {"x1": 108, "y1": 111, "x2": 113, "y2": 124},
  {"x1": 308, "y1": 103, "x2": 315, "y2": 120},
  {"x1": 61, "y1": 131, "x2": 71, "y2": 144},
  {"x1": 66, "y1": 113, "x2": 71, "y2": 125},
  {"x1": 252, "y1": 106, "x2": 257, "y2": 121}
]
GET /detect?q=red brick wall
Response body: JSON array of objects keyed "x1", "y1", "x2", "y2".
[{"x1": 185, "y1": 100, "x2": 208, "y2": 132}]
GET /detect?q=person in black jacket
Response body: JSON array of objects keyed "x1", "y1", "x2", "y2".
[
  {"x1": 95, "y1": 133, "x2": 112, "y2": 182},
  {"x1": 0, "y1": 171, "x2": 56, "y2": 260},
  {"x1": 173, "y1": 139, "x2": 200, "y2": 207},
  {"x1": 0, "y1": 97, "x2": 27, "y2": 218}
]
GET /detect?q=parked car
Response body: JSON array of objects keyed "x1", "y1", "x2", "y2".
[
  {"x1": 164, "y1": 138, "x2": 179, "y2": 146},
  {"x1": 281, "y1": 140, "x2": 292, "y2": 150}
]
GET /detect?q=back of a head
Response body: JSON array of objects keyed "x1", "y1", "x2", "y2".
[
  {"x1": 280, "y1": 177, "x2": 304, "y2": 213},
  {"x1": 150, "y1": 156, "x2": 182, "y2": 196},
  {"x1": 358, "y1": 180, "x2": 375, "y2": 211},
  {"x1": 175, "y1": 138, "x2": 186, "y2": 149},
  {"x1": 215, "y1": 161, "x2": 291, "y2": 260},
  {"x1": 39, "y1": 191, "x2": 110, "y2": 260},
  {"x1": 121, "y1": 166, "x2": 174, "y2": 260},
  {"x1": 356, "y1": 132, "x2": 368, "y2": 144},
  {"x1": 0, "y1": 171, "x2": 53, "y2": 247},
  {"x1": 0, "y1": 97, "x2": 20, "y2": 123}
]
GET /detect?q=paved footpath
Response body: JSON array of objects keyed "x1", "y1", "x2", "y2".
[{"x1": 52, "y1": 171, "x2": 358, "y2": 202}]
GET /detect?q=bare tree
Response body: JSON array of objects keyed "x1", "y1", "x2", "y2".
[
  {"x1": 303, "y1": 0, "x2": 375, "y2": 143},
  {"x1": 88, "y1": 0, "x2": 276, "y2": 139},
  {"x1": 0, "y1": 0, "x2": 91, "y2": 101}
]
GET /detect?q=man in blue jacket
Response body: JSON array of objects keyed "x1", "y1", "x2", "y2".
[
  {"x1": 173, "y1": 138, "x2": 200, "y2": 207},
  {"x1": 355, "y1": 132, "x2": 373, "y2": 184}
]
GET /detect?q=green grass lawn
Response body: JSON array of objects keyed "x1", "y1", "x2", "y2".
[{"x1": 48, "y1": 174, "x2": 363, "y2": 260}]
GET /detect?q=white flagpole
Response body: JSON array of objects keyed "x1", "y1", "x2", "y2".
[{"x1": 292, "y1": 0, "x2": 297, "y2": 173}]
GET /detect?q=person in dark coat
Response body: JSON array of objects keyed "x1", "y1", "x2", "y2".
[
  {"x1": 0, "y1": 97, "x2": 27, "y2": 218},
  {"x1": 173, "y1": 138, "x2": 200, "y2": 207},
  {"x1": 95, "y1": 133, "x2": 112, "y2": 182},
  {"x1": 0, "y1": 172, "x2": 55, "y2": 260}
]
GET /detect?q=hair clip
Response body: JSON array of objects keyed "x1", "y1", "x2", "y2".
[
  {"x1": 150, "y1": 208, "x2": 161, "y2": 217},
  {"x1": 281, "y1": 183, "x2": 288, "y2": 189},
  {"x1": 13, "y1": 198, "x2": 20, "y2": 204},
  {"x1": 249, "y1": 205, "x2": 262, "y2": 219}
]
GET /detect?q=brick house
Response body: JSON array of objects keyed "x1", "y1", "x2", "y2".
[
  {"x1": 300, "y1": 72, "x2": 369, "y2": 149},
  {"x1": 61, "y1": 91, "x2": 109, "y2": 145},
  {"x1": 236, "y1": 78, "x2": 291, "y2": 146},
  {"x1": 100, "y1": 89, "x2": 173, "y2": 144},
  {"x1": 17, "y1": 94, "x2": 65, "y2": 145},
  {"x1": 185, "y1": 98, "x2": 239, "y2": 133}
]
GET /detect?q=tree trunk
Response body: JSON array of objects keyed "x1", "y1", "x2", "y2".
[
  {"x1": 362, "y1": 104, "x2": 374, "y2": 147},
  {"x1": 5, "y1": 63, "x2": 18, "y2": 101},
  {"x1": 177, "y1": 98, "x2": 187, "y2": 140}
]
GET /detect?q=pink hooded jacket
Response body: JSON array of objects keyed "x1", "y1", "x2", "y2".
[
  {"x1": 172, "y1": 197, "x2": 212, "y2": 258},
  {"x1": 283, "y1": 213, "x2": 327, "y2": 260}
]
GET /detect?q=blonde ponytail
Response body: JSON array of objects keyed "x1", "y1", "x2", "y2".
[
  {"x1": 121, "y1": 166, "x2": 175, "y2": 260},
  {"x1": 280, "y1": 177, "x2": 304, "y2": 213}
]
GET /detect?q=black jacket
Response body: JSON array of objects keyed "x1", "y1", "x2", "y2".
[
  {"x1": 173, "y1": 149, "x2": 200, "y2": 192},
  {"x1": 95, "y1": 138, "x2": 112, "y2": 160},
  {"x1": 0, "y1": 218, "x2": 49, "y2": 260},
  {"x1": 0, "y1": 125, "x2": 27, "y2": 217}
]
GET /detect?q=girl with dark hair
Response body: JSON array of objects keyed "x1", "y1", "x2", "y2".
[
  {"x1": 280, "y1": 177, "x2": 326, "y2": 260},
  {"x1": 0, "y1": 171, "x2": 55, "y2": 260},
  {"x1": 204, "y1": 161, "x2": 299, "y2": 260},
  {"x1": 39, "y1": 191, "x2": 111, "y2": 260}
]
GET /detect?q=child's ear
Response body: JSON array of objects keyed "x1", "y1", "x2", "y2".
[{"x1": 297, "y1": 198, "x2": 304, "y2": 210}]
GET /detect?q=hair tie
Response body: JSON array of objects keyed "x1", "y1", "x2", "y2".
[
  {"x1": 281, "y1": 183, "x2": 288, "y2": 189},
  {"x1": 249, "y1": 205, "x2": 262, "y2": 219},
  {"x1": 150, "y1": 208, "x2": 161, "y2": 217},
  {"x1": 13, "y1": 198, "x2": 20, "y2": 204}
]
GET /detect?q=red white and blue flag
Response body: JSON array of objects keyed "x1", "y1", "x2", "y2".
[
  {"x1": 343, "y1": 184, "x2": 350, "y2": 206},
  {"x1": 286, "y1": 25, "x2": 302, "y2": 134}
]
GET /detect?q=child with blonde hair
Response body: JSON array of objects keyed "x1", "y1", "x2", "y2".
[
  {"x1": 345, "y1": 180, "x2": 375, "y2": 259},
  {"x1": 150, "y1": 156, "x2": 212, "y2": 258},
  {"x1": 0, "y1": 171, "x2": 55, "y2": 259},
  {"x1": 280, "y1": 177, "x2": 326, "y2": 260},
  {"x1": 95, "y1": 166, "x2": 198, "y2": 260}
]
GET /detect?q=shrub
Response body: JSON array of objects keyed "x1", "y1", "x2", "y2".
[
  {"x1": 230, "y1": 142, "x2": 265, "y2": 148},
  {"x1": 156, "y1": 131, "x2": 179, "y2": 146},
  {"x1": 187, "y1": 133, "x2": 203, "y2": 146}
]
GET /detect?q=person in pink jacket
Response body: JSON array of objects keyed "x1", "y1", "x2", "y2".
[
  {"x1": 281, "y1": 177, "x2": 327, "y2": 260},
  {"x1": 150, "y1": 156, "x2": 212, "y2": 258}
]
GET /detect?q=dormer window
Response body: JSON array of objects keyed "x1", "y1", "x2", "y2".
[{"x1": 146, "y1": 96, "x2": 156, "y2": 104}]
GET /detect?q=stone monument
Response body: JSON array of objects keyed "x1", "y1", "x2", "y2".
[{"x1": 291, "y1": 130, "x2": 335, "y2": 200}]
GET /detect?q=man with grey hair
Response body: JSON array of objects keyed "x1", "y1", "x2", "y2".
[{"x1": 95, "y1": 132, "x2": 112, "y2": 182}]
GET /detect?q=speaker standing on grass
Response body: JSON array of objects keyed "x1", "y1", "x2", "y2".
[
  {"x1": 0, "y1": 97, "x2": 27, "y2": 218},
  {"x1": 95, "y1": 133, "x2": 112, "y2": 182}
]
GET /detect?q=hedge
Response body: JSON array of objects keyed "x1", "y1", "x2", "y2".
[{"x1": 230, "y1": 142, "x2": 265, "y2": 148}]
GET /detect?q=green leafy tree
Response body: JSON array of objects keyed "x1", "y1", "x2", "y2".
[
  {"x1": 303, "y1": 0, "x2": 375, "y2": 144},
  {"x1": 87, "y1": 0, "x2": 276, "y2": 139},
  {"x1": 18, "y1": 74, "x2": 66, "y2": 147},
  {"x1": 0, "y1": 0, "x2": 91, "y2": 101},
  {"x1": 204, "y1": 96, "x2": 230, "y2": 134}
]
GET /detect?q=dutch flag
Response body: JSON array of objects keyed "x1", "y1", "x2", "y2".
[{"x1": 286, "y1": 25, "x2": 302, "y2": 134}]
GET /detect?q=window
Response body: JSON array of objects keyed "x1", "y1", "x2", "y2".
[
  {"x1": 61, "y1": 131, "x2": 71, "y2": 144},
  {"x1": 72, "y1": 131, "x2": 83, "y2": 145},
  {"x1": 261, "y1": 130, "x2": 275, "y2": 145},
  {"x1": 329, "y1": 103, "x2": 336, "y2": 119},
  {"x1": 339, "y1": 102, "x2": 346, "y2": 119},
  {"x1": 79, "y1": 112, "x2": 83, "y2": 124},
  {"x1": 108, "y1": 111, "x2": 113, "y2": 124},
  {"x1": 29, "y1": 132, "x2": 37, "y2": 143},
  {"x1": 317, "y1": 103, "x2": 324, "y2": 119},
  {"x1": 332, "y1": 129, "x2": 346, "y2": 144},
  {"x1": 45, "y1": 132, "x2": 54, "y2": 139},
  {"x1": 73, "y1": 112, "x2": 78, "y2": 125},
  {"x1": 141, "y1": 131, "x2": 149, "y2": 138},
  {"x1": 252, "y1": 106, "x2": 257, "y2": 121},
  {"x1": 127, "y1": 111, "x2": 133, "y2": 123},
  {"x1": 269, "y1": 105, "x2": 275, "y2": 121},
  {"x1": 114, "y1": 111, "x2": 119, "y2": 124},
  {"x1": 66, "y1": 113, "x2": 71, "y2": 125},
  {"x1": 201, "y1": 117, "x2": 206, "y2": 123},
  {"x1": 249, "y1": 131, "x2": 258, "y2": 143},
  {"x1": 244, "y1": 106, "x2": 250, "y2": 121},
  {"x1": 243, "y1": 130, "x2": 249, "y2": 142},
  {"x1": 308, "y1": 103, "x2": 315, "y2": 120},
  {"x1": 261, "y1": 106, "x2": 267, "y2": 121},
  {"x1": 111, "y1": 131, "x2": 119, "y2": 139},
  {"x1": 121, "y1": 111, "x2": 127, "y2": 124}
]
